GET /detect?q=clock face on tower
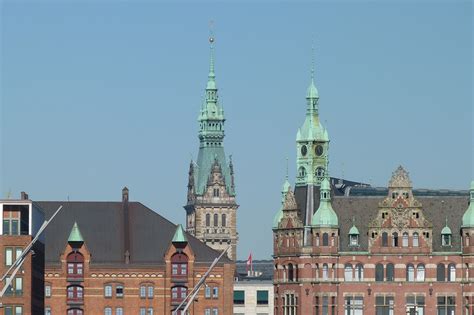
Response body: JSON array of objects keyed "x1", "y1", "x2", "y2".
[
  {"x1": 301, "y1": 145, "x2": 308, "y2": 156},
  {"x1": 315, "y1": 145, "x2": 324, "y2": 156}
]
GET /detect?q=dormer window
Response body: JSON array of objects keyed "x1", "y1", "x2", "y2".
[
  {"x1": 213, "y1": 188, "x2": 219, "y2": 197},
  {"x1": 442, "y1": 219, "x2": 452, "y2": 246}
]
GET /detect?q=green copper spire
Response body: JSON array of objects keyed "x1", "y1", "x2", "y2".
[
  {"x1": 311, "y1": 174, "x2": 338, "y2": 227},
  {"x1": 296, "y1": 46, "x2": 329, "y2": 187},
  {"x1": 68, "y1": 222, "x2": 84, "y2": 243},
  {"x1": 194, "y1": 35, "x2": 234, "y2": 196},
  {"x1": 172, "y1": 224, "x2": 188, "y2": 243},
  {"x1": 462, "y1": 181, "x2": 474, "y2": 228},
  {"x1": 441, "y1": 217, "x2": 452, "y2": 235}
]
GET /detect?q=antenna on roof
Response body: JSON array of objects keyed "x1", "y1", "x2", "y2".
[{"x1": 6, "y1": 188, "x2": 11, "y2": 199}]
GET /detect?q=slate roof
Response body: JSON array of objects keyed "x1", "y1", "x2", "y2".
[
  {"x1": 36, "y1": 201, "x2": 231, "y2": 266},
  {"x1": 294, "y1": 186, "x2": 469, "y2": 253},
  {"x1": 235, "y1": 260, "x2": 274, "y2": 281}
]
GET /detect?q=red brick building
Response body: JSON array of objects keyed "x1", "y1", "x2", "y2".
[
  {"x1": 1, "y1": 194, "x2": 45, "y2": 315},
  {"x1": 34, "y1": 188, "x2": 234, "y2": 315},
  {"x1": 272, "y1": 72, "x2": 473, "y2": 315}
]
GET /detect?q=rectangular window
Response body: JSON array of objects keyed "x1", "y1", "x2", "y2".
[
  {"x1": 376, "y1": 295, "x2": 394, "y2": 315},
  {"x1": 212, "y1": 287, "x2": 219, "y2": 298},
  {"x1": 15, "y1": 248, "x2": 22, "y2": 260},
  {"x1": 104, "y1": 308, "x2": 112, "y2": 315},
  {"x1": 44, "y1": 284, "x2": 51, "y2": 297},
  {"x1": 234, "y1": 290, "x2": 245, "y2": 305},
  {"x1": 172, "y1": 264, "x2": 178, "y2": 275},
  {"x1": 116, "y1": 285, "x2": 124, "y2": 298},
  {"x1": 4, "y1": 277, "x2": 13, "y2": 296},
  {"x1": 5, "y1": 248, "x2": 13, "y2": 266},
  {"x1": 3, "y1": 220, "x2": 10, "y2": 235},
  {"x1": 257, "y1": 290, "x2": 269, "y2": 305},
  {"x1": 147, "y1": 286, "x2": 154, "y2": 298},
  {"x1": 116, "y1": 307, "x2": 123, "y2": 315},
  {"x1": 437, "y1": 295, "x2": 455, "y2": 315},
  {"x1": 205, "y1": 286, "x2": 211, "y2": 298},
  {"x1": 11, "y1": 220, "x2": 19, "y2": 235},
  {"x1": 45, "y1": 307, "x2": 52, "y2": 315},
  {"x1": 181, "y1": 264, "x2": 187, "y2": 275},
  {"x1": 15, "y1": 306, "x2": 22, "y2": 315},
  {"x1": 345, "y1": 296, "x2": 364, "y2": 315},
  {"x1": 147, "y1": 308, "x2": 153, "y2": 315},
  {"x1": 104, "y1": 285, "x2": 112, "y2": 297},
  {"x1": 212, "y1": 308, "x2": 218, "y2": 315},
  {"x1": 407, "y1": 295, "x2": 425, "y2": 315},
  {"x1": 15, "y1": 277, "x2": 22, "y2": 295},
  {"x1": 139, "y1": 308, "x2": 146, "y2": 315},
  {"x1": 140, "y1": 285, "x2": 146, "y2": 298},
  {"x1": 205, "y1": 309, "x2": 211, "y2": 315}
]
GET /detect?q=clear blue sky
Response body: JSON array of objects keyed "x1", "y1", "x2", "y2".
[{"x1": 1, "y1": 1, "x2": 472, "y2": 260}]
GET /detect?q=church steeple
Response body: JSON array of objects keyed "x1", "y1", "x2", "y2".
[
  {"x1": 296, "y1": 48, "x2": 329, "y2": 187},
  {"x1": 184, "y1": 32, "x2": 238, "y2": 260}
]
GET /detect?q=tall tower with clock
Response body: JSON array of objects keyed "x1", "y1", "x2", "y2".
[
  {"x1": 184, "y1": 36, "x2": 238, "y2": 260},
  {"x1": 295, "y1": 65, "x2": 329, "y2": 187}
]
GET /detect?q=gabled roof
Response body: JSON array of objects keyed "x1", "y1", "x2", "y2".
[{"x1": 36, "y1": 201, "x2": 231, "y2": 265}]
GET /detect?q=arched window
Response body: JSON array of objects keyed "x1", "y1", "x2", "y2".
[
  {"x1": 355, "y1": 264, "x2": 364, "y2": 281},
  {"x1": 322, "y1": 233, "x2": 329, "y2": 246},
  {"x1": 344, "y1": 264, "x2": 353, "y2": 281},
  {"x1": 171, "y1": 286, "x2": 187, "y2": 302},
  {"x1": 206, "y1": 214, "x2": 210, "y2": 227},
  {"x1": 448, "y1": 264, "x2": 456, "y2": 282},
  {"x1": 222, "y1": 214, "x2": 226, "y2": 227},
  {"x1": 67, "y1": 252, "x2": 84, "y2": 279},
  {"x1": 413, "y1": 233, "x2": 419, "y2": 247},
  {"x1": 402, "y1": 232, "x2": 409, "y2": 247},
  {"x1": 442, "y1": 233, "x2": 452, "y2": 246},
  {"x1": 392, "y1": 232, "x2": 399, "y2": 247},
  {"x1": 171, "y1": 253, "x2": 188, "y2": 278},
  {"x1": 382, "y1": 232, "x2": 388, "y2": 247},
  {"x1": 67, "y1": 285, "x2": 83, "y2": 302},
  {"x1": 437, "y1": 264, "x2": 446, "y2": 281},
  {"x1": 288, "y1": 264, "x2": 294, "y2": 282},
  {"x1": 298, "y1": 167, "x2": 306, "y2": 178},
  {"x1": 322, "y1": 264, "x2": 329, "y2": 281},
  {"x1": 386, "y1": 263, "x2": 395, "y2": 281},
  {"x1": 375, "y1": 263, "x2": 384, "y2": 282},
  {"x1": 213, "y1": 214, "x2": 218, "y2": 227},
  {"x1": 416, "y1": 264, "x2": 425, "y2": 281},
  {"x1": 406, "y1": 264, "x2": 415, "y2": 282}
]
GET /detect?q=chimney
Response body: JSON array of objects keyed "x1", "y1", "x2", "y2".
[
  {"x1": 122, "y1": 187, "x2": 130, "y2": 264},
  {"x1": 122, "y1": 187, "x2": 129, "y2": 202},
  {"x1": 20, "y1": 191, "x2": 29, "y2": 200}
]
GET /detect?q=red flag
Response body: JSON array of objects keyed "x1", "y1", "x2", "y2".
[{"x1": 246, "y1": 253, "x2": 253, "y2": 272}]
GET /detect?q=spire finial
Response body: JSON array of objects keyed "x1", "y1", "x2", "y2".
[
  {"x1": 208, "y1": 20, "x2": 215, "y2": 77},
  {"x1": 285, "y1": 157, "x2": 289, "y2": 180},
  {"x1": 352, "y1": 216, "x2": 356, "y2": 226},
  {"x1": 311, "y1": 42, "x2": 315, "y2": 82}
]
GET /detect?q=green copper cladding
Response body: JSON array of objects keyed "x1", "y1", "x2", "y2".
[
  {"x1": 172, "y1": 224, "x2": 188, "y2": 243},
  {"x1": 295, "y1": 50, "x2": 329, "y2": 187},
  {"x1": 68, "y1": 222, "x2": 84, "y2": 243},
  {"x1": 195, "y1": 36, "x2": 234, "y2": 196},
  {"x1": 461, "y1": 180, "x2": 474, "y2": 228},
  {"x1": 311, "y1": 177, "x2": 339, "y2": 227}
]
